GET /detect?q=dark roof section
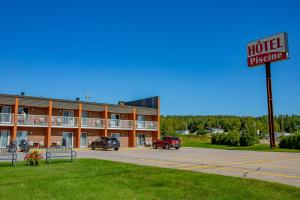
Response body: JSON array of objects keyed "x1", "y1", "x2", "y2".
[
  {"x1": 0, "y1": 93, "x2": 158, "y2": 115},
  {"x1": 125, "y1": 96, "x2": 159, "y2": 109}
]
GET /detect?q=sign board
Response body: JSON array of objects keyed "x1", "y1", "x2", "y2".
[{"x1": 247, "y1": 32, "x2": 289, "y2": 67}]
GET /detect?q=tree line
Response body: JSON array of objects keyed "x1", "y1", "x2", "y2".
[{"x1": 160, "y1": 115, "x2": 300, "y2": 136}]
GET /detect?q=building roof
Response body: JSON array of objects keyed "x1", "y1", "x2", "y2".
[{"x1": 0, "y1": 93, "x2": 158, "y2": 115}]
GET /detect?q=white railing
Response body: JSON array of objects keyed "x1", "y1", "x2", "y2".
[
  {"x1": 51, "y1": 116, "x2": 78, "y2": 128},
  {"x1": 17, "y1": 114, "x2": 48, "y2": 127},
  {"x1": 0, "y1": 113, "x2": 14, "y2": 125},
  {"x1": 136, "y1": 121, "x2": 158, "y2": 130},
  {"x1": 81, "y1": 118, "x2": 105, "y2": 129},
  {"x1": 108, "y1": 119, "x2": 133, "y2": 129}
]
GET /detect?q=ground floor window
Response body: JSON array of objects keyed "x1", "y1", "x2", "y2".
[
  {"x1": 111, "y1": 133, "x2": 120, "y2": 141},
  {"x1": 0, "y1": 130, "x2": 10, "y2": 148}
]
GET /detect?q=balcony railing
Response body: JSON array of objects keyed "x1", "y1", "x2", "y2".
[
  {"x1": 18, "y1": 114, "x2": 48, "y2": 127},
  {"x1": 51, "y1": 116, "x2": 78, "y2": 128},
  {"x1": 81, "y1": 118, "x2": 105, "y2": 129},
  {"x1": 0, "y1": 113, "x2": 14, "y2": 125},
  {"x1": 108, "y1": 119, "x2": 133, "y2": 129},
  {"x1": 136, "y1": 121, "x2": 158, "y2": 130}
]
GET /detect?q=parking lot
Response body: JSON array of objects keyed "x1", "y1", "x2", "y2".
[{"x1": 76, "y1": 147, "x2": 300, "y2": 187}]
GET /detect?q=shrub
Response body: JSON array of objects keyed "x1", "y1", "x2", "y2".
[
  {"x1": 225, "y1": 131, "x2": 240, "y2": 146},
  {"x1": 24, "y1": 150, "x2": 43, "y2": 166},
  {"x1": 279, "y1": 133, "x2": 300, "y2": 149},
  {"x1": 239, "y1": 131, "x2": 259, "y2": 146},
  {"x1": 211, "y1": 131, "x2": 240, "y2": 146}
]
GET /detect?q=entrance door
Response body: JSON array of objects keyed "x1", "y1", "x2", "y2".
[
  {"x1": 80, "y1": 132, "x2": 87, "y2": 147},
  {"x1": 136, "y1": 133, "x2": 146, "y2": 147},
  {"x1": 82, "y1": 111, "x2": 88, "y2": 127},
  {"x1": 137, "y1": 115, "x2": 146, "y2": 129},
  {"x1": 16, "y1": 131, "x2": 27, "y2": 147},
  {"x1": 62, "y1": 132, "x2": 73, "y2": 147},
  {"x1": 63, "y1": 110, "x2": 74, "y2": 126},
  {"x1": 111, "y1": 114, "x2": 120, "y2": 127},
  {"x1": 0, "y1": 130, "x2": 10, "y2": 148},
  {"x1": 0, "y1": 106, "x2": 12, "y2": 124}
]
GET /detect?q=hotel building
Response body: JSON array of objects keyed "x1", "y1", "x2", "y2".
[{"x1": 0, "y1": 93, "x2": 160, "y2": 148}]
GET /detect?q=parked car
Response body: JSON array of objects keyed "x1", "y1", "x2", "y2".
[
  {"x1": 153, "y1": 136, "x2": 181, "y2": 150},
  {"x1": 91, "y1": 137, "x2": 120, "y2": 151}
]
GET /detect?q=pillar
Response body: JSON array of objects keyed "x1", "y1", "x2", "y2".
[
  {"x1": 46, "y1": 100, "x2": 52, "y2": 147},
  {"x1": 11, "y1": 97, "x2": 18, "y2": 142},
  {"x1": 129, "y1": 107, "x2": 136, "y2": 147}
]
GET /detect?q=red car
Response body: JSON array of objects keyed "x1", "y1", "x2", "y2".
[{"x1": 153, "y1": 136, "x2": 181, "y2": 150}]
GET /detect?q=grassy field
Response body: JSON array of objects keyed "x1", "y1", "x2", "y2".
[
  {"x1": 180, "y1": 135, "x2": 300, "y2": 152},
  {"x1": 0, "y1": 159, "x2": 300, "y2": 200}
]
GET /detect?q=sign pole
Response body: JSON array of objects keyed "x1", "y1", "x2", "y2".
[{"x1": 265, "y1": 62, "x2": 275, "y2": 148}]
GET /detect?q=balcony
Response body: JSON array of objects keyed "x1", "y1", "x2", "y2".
[
  {"x1": 51, "y1": 116, "x2": 78, "y2": 128},
  {"x1": 108, "y1": 119, "x2": 133, "y2": 129},
  {"x1": 17, "y1": 114, "x2": 48, "y2": 127},
  {"x1": 0, "y1": 113, "x2": 14, "y2": 126},
  {"x1": 81, "y1": 118, "x2": 105, "y2": 129},
  {"x1": 136, "y1": 121, "x2": 158, "y2": 130}
]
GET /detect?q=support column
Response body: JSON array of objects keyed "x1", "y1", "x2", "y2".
[
  {"x1": 104, "y1": 105, "x2": 108, "y2": 137},
  {"x1": 12, "y1": 97, "x2": 18, "y2": 142},
  {"x1": 152, "y1": 96, "x2": 160, "y2": 141},
  {"x1": 76, "y1": 103, "x2": 82, "y2": 148},
  {"x1": 46, "y1": 100, "x2": 52, "y2": 147},
  {"x1": 129, "y1": 108, "x2": 136, "y2": 147}
]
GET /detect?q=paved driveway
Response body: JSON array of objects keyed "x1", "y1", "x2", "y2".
[{"x1": 76, "y1": 147, "x2": 300, "y2": 187}]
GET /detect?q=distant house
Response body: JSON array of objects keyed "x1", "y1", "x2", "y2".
[
  {"x1": 206, "y1": 127, "x2": 224, "y2": 134},
  {"x1": 175, "y1": 130, "x2": 190, "y2": 135}
]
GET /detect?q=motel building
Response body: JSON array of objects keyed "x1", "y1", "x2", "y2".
[{"x1": 0, "y1": 93, "x2": 160, "y2": 148}]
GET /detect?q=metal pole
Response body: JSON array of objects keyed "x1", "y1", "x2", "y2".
[{"x1": 265, "y1": 62, "x2": 276, "y2": 148}]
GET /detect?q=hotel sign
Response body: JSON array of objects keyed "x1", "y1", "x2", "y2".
[{"x1": 247, "y1": 32, "x2": 289, "y2": 67}]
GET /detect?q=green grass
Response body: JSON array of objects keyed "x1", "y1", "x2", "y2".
[
  {"x1": 180, "y1": 135, "x2": 300, "y2": 152},
  {"x1": 0, "y1": 159, "x2": 300, "y2": 200}
]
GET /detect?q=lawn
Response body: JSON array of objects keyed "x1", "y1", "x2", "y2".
[
  {"x1": 180, "y1": 135, "x2": 300, "y2": 152},
  {"x1": 0, "y1": 159, "x2": 300, "y2": 200}
]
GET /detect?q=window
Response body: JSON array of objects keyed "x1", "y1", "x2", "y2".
[{"x1": 18, "y1": 107, "x2": 28, "y2": 114}]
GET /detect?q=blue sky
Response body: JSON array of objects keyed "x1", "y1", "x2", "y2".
[{"x1": 0, "y1": 0, "x2": 299, "y2": 116}]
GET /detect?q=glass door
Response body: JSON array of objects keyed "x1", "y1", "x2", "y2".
[
  {"x1": 136, "y1": 133, "x2": 146, "y2": 147},
  {"x1": 137, "y1": 115, "x2": 146, "y2": 129},
  {"x1": 111, "y1": 114, "x2": 120, "y2": 127},
  {"x1": 62, "y1": 132, "x2": 73, "y2": 147},
  {"x1": 82, "y1": 111, "x2": 88, "y2": 127},
  {"x1": 0, "y1": 106, "x2": 12, "y2": 123},
  {"x1": 16, "y1": 131, "x2": 27, "y2": 147},
  {"x1": 80, "y1": 132, "x2": 87, "y2": 147},
  {"x1": 0, "y1": 130, "x2": 10, "y2": 148},
  {"x1": 63, "y1": 110, "x2": 74, "y2": 126}
]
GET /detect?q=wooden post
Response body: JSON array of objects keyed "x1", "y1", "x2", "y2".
[
  {"x1": 12, "y1": 97, "x2": 18, "y2": 142},
  {"x1": 104, "y1": 105, "x2": 108, "y2": 137},
  {"x1": 77, "y1": 103, "x2": 82, "y2": 148},
  {"x1": 129, "y1": 108, "x2": 136, "y2": 147},
  {"x1": 265, "y1": 62, "x2": 275, "y2": 148},
  {"x1": 46, "y1": 100, "x2": 52, "y2": 147}
]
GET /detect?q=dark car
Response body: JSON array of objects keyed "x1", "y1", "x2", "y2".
[
  {"x1": 153, "y1": 136, "x2": 181, "y2": 150},
  {"x1": 91, "y1": 137, "x2": 120, "y2": 151}
]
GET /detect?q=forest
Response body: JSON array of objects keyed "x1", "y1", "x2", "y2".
[{"x1": 160, "y1": 115, "x2": 300, "y2": 136}]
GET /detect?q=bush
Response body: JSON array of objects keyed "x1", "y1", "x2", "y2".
[
  {"x1": 211, "y1": 131, "x2": 240, "y2": 146},
  {"x1": 24, "y1": 150, "x2": 43, "y2": 166},
  {"x1": 279, "y1": 133, "x2": 300, "y2": 149},
  {"x1": 239, "y1": 131, "x2": 259, "y2": 146}
]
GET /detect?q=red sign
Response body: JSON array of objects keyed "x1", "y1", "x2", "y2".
[{"x1": 247, "y1": 33, "x2": 289, "y2": 67}]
